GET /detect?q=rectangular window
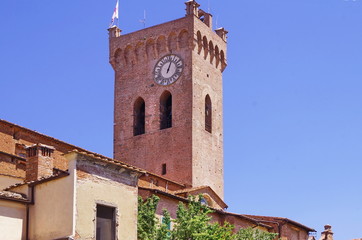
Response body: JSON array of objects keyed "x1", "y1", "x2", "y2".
[
  {"x1": 162, "y1": 164, "x2": 167, "y2": 175},
  {"x1": 96, "y1": 204, "x2": 116, "y2": 240}
]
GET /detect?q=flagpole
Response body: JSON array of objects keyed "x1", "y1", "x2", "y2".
[{"x1": 117, "y1": 0, "x2": 120, "y2": 28}]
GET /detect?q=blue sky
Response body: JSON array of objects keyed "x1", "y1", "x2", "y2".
[{"x1": 1, "y1": 0, "x2": 361, "y2": 239}]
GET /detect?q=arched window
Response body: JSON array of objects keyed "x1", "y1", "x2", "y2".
[
  {"x1": 134, "y1": 97, "x2": 145, "y2": 136},
  {"x1": 205, "y1": 95, "x2": 212, "y2": 133},
  {"x1": 160, "y1": 91, "x2": 172, "y2": 130}
]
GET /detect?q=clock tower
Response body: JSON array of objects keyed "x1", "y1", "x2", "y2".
[{"x1": 109, "y1": 0, "x2": 227, "y2": 198}]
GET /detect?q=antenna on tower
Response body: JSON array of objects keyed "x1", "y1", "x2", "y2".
[
  {"x1": 139, "y1": 10, "x2": 146, "y2": 28},
  {"x1": 208, "y1": 0, "x2": 211, "y2": 13},
  {"x1": 215, "y1": 15, "x2": 219, "y2": 29}
]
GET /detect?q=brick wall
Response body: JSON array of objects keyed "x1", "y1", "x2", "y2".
[{"x1": 110, "y1": 3, "x2": 227, "y2": 198}]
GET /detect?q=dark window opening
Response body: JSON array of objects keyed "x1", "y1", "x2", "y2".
[
  {"x1": 205, "y1": 95, "x2": 212, "y2": 133},
  {"x1": 162, "y1": 164, "x2": 167, "y2": 175},
  {"x1": 162, "y1": 216, "x2": 171, "y2": 231},
  {"x1": 96, "y1": 204, "x2": 116, "y2": 240},
  {"x1": 200, "y1": 197, "x2": 208, "y2": 205},
  {"x1": 160, "y1": 91, "x2": 172, "y2": 130},
  {"x1": 134, "y1": 98, "x2": 145, "y2": 136}
]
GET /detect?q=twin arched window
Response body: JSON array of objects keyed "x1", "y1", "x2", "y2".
[
  {"x1": 133, "y1": 91, "x2": 173, "y2": 136},
  {"x1": 133, "y1": 93, "x2": 211, "y2": 135}
]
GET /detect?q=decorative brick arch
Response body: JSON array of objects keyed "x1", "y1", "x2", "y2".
[
  {"x1": 156, "y1": 35, "x2": 167, "y2": 56},
  {"x1": 146, "y1": 39, "x2": 156, "y2": 60},
  {"x1": 168, "y1": 32, "x2": 178, "y2": 52},
  {"x1": 178, "y1": 29, "x2": 189, "y2": 49}
]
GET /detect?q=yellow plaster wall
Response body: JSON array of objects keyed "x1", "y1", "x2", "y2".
[
  {"x1": 0, "y1": 200, "x2": 26, "y2": 240},
  {"x1": 75, "y1": 175, "x2": 138, "y2": 240},
  {"x1": 29, "y1": 168, "x2": 75, "y2": 240},
  {"x1": 0, "y1": 175, "x2": 23, "y2": 190}
]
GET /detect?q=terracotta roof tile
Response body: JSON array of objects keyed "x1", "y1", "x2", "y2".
[
  {"x1": 1, "y1": 119, "x2": 185, "y2": 187},
  {"x1": 0, "y1": 119, "x2": 93, "y2": 154},
  {"x1": 69, "y1": 150, "x2": 146, "y2": 174},
  {"x1": 0, "y1": 190, "x2": 28, "y2": 202},
  {"x1": 139, "y1": 186, "x2": 273, "y2": 230},
  {"x1": 4, "y1": 169, "x2": 69, "y2": 191},
  {"x1": 244, "y1": 214, "x2": 316, "y2": 232},
  {"x1": 173, "y1": 185, "x2": 210, "y2": 194},
  {"x1": 173, "y1": 185, "x2": 228, "y2": 209}
]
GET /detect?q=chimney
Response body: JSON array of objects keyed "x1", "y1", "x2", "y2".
[
  {"x1": 215, "y1": 27, "x2": 228, "y2": 42},
  {"x1": 108, "y1": 25, "x2": 121, "y2": 38},
  {"x1": 25, "y1": 144, "x2": 55, "y2": 182},
  {"x1": 185, "y1": 0, "x2": 200, "y2": 16},
  {"x1": 319, "y1": 225, "x2": 334, "y2": 240}
]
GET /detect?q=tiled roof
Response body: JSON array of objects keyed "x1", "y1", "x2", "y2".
[
  {"x1": 211, "y1": 210, "x2": 274, "y2": 229},
  {"x1": 173, "y1": 185, "x2": 228, "y2": 209},
  {"x1": 4, "y1": 168, "x2": 69, "y2": 191},
  {"x1": 0, "y1": 119, "x2": 93, "y2": 154},
  {"x1": 142, "y1": 171, "x2": 186, "y2": 187},
  {"x1": 139, "y1": 186, "x2": 189, "y2": 202},
  {"x1": 173, "y1": 185, "x2": 210, "y2": 194},
  {"x1": 70, "y1": 150, "x2": 146, "y2": 174},
  {"x1": 244, "y1": 214, "x2": 316, "y2": 232},
  {"x1": 0, "y1": 190, "x2": 28, "y2": 202},
  {"x1": 139, "y1": 186, "x2": 273, "y2": 229},
  {"x1": 1, "y1": 119, "x2": 185, "y2": 187},
  {"x1": 0, "y1": 150, "x2": 26, "y2": 161},
  {"x1": 70, "y1": 150, "x2": 186, "y2": 186}
]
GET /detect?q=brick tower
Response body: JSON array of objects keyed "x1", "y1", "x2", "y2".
[{"x1": 109, "y1": 0, "x2": 227, "y2": 198}]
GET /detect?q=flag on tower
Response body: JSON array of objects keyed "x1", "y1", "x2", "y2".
[{"x1": 110, "y1": 0, "x2": 119, "y2": 27}]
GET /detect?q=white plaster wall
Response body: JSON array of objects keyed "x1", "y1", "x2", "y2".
[
  {"x1": 28, "y1": 169, "x2": 75, "y2": 240},
  {"x1": 75, "y1": 176, "x2": 138, "y2": 240},
  {"x1": 0, "y1": 200, "x2": 26, "y2": 240}
]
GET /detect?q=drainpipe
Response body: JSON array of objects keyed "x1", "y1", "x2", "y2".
[
  {"x1": 26, "y1": 185, "x2": 35, "y2": 240},
  {"x1": 26, "y1": 204, "x2": 29, "y2": 240}
]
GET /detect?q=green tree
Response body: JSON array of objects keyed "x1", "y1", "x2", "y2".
[
  {"x1": 138, "y1": 194, "x2": 278, "y2": 240},
  {"x1": 137, "y1": 195, "x2": 160, "y2": 240},
  {"x1": 235, "y1": 227, "x2": 277, "y2": 240}
]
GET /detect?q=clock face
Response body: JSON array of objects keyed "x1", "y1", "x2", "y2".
[{"x1": 154, "y1": 54, "x2": 184, "y2": 86}]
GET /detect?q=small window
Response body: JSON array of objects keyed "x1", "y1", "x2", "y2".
[
  {"x1": 96, "y1": 204, "x2": 116, "y2": 240},
  {"x1": 134, "y1": 97, "x2": 145, "y2": 136},
  {"x1": 200, "y1": 197, "x2": 208, "y2": 205},
  {"x1": 160, "y1": 91, "x2": 172, "y2": 130},
  {"x1": 162, "y1": 164, "x2": 167, "y2": 175},
  {"x1": 205, "y1": 95, "x2": 212, "y2": 133},
  {"x1": 162, "y1": 216, "x2": 171, "y2": 230}
]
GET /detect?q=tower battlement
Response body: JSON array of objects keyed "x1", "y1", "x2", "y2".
[{"x1": 109, "y1": 1, "x2": 227, "y2": 73}]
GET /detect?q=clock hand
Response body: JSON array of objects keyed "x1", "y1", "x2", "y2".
[{"x1": 166, "y1": 62, "x2": 172, "y2": 73}]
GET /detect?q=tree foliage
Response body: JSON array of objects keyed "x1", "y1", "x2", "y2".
[{"x1": 138, "y1": 195, "x2": 278, "y2": 240}]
